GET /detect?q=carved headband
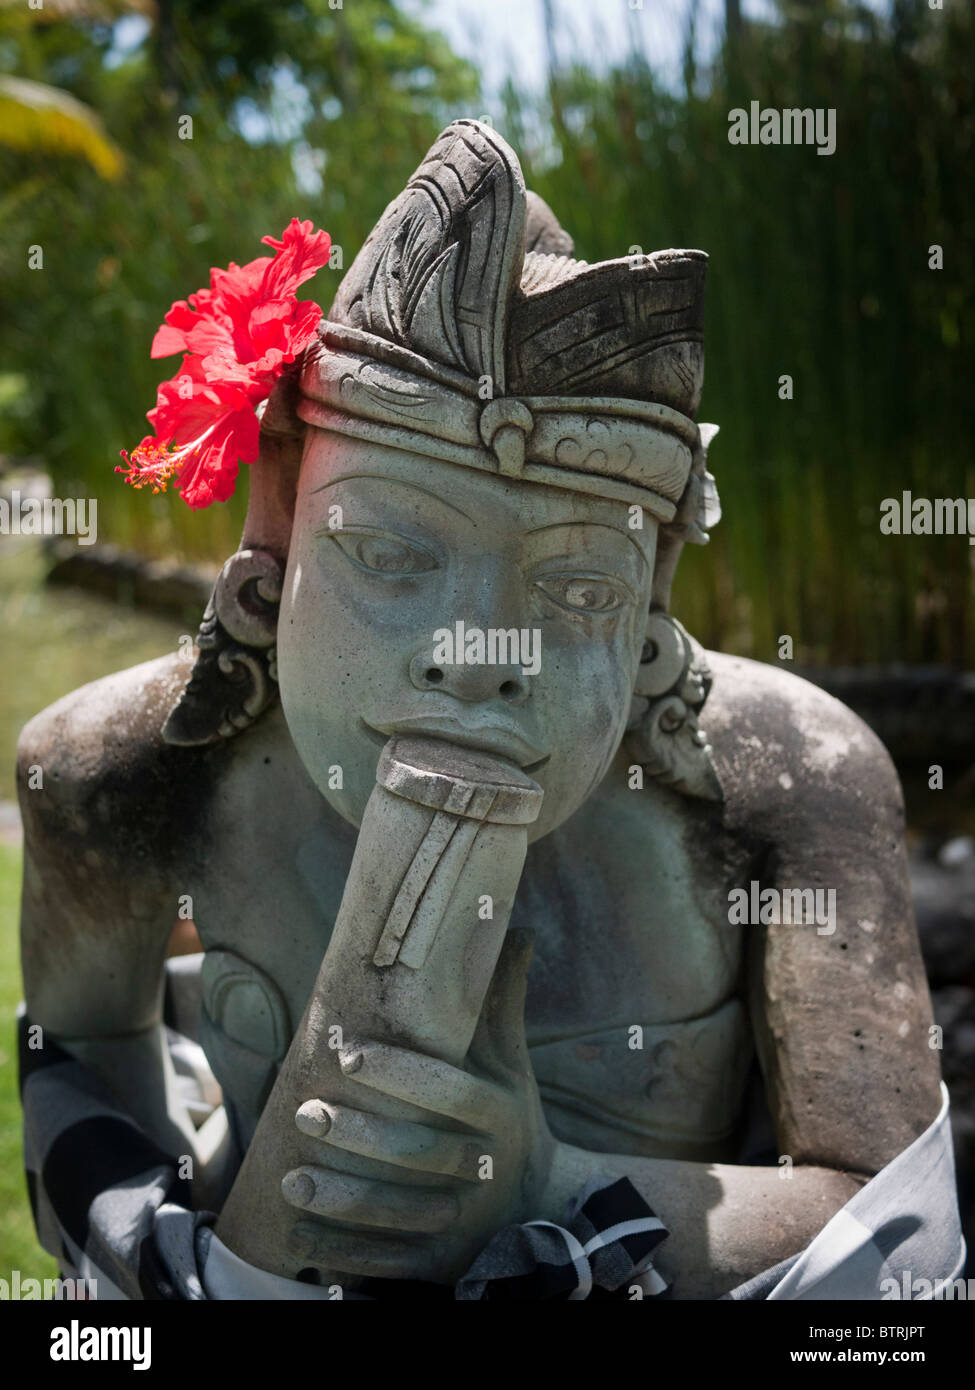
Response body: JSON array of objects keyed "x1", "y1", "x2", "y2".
[{"x1": 297, "y1": 323, "x2": 703, "y2": 525}]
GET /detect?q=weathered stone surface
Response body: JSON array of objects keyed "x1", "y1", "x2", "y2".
[{"x1": 16, "y1": 119, "x2": 956, "y2": 1299}]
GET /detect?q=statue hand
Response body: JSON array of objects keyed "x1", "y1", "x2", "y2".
[
  {"x1": 281, "y1": 929, "x2": 557, "y2": 1286},
  {"x1": 215, "y1": 739, "x2": 543, "y2": 1278}
]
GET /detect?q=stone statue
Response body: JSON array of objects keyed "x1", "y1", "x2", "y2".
[{"x1": 18, "y1": 121, "x2": 962, "y2": 1300}]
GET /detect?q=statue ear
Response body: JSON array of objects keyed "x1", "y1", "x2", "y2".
[
  {"x1": 625, "y1": 611, "x2": 723, "y2": 803},
  {"x1": 161, "y1": 376, "x2": 304, "y2": 747},
  {"x1": 649, "y1": 422, "x2": 720, "y2": 611},
  {"x1": 650, "y1": 526, "x2": 683, "y2": 611}
]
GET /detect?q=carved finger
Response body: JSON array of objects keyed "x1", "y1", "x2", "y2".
[
  {"x1": 338, "y1": 1041, "x2": 507, "y2": 1129},
  {"x1": 281, "y1": 1166, "x2": 459, "y2": 1233},
  {"x1": 295, "y1": 1101, "x2": 484, "y2": 1180},
  {"x1": 287, "y1": 1220, "x2": 440, "y2": 1282}
]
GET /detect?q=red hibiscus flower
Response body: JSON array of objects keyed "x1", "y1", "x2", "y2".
[{"x1": 118, "y1": 218, "x2": 331, "y2": 509}]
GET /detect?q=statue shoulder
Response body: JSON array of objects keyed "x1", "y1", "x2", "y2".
[
  {"x1": 16, "y1": 653, "x2": 210, "y2": 873},
  {"x1": 702, "y1": 651, "x2": 904, "y2": 834}
]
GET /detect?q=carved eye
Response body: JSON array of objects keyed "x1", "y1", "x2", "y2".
[
  {"x1": 330, "y1": 531, "x2": 437, "y2": 576},
  {"x1": 535, "y1": 575, "x2": 626, "y2": 614}
]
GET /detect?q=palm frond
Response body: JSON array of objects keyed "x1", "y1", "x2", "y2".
[{"x1": 0, "y1": 75, "x2": 124, "y2": 179}]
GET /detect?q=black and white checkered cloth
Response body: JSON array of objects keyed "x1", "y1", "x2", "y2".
[
  {"x1": 20, "y1": 954, "x2": 964, "y2": 1301},
  {"x1": 455, "y1": 1176, "x2": 670, "y2": 1299},
  {"x1": 19, "y1": 1006, "x2": 210, "y2": 1299},
  {"x1": 18, "y1": 979, "x2": 669, "y2": 1301}
]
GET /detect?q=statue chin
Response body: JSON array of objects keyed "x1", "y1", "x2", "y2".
[
  {"x1": 273, "y1": 681, "x2": 375, "y2": 832},
  {"x1": 277, "y1": 672, "x2": 627, "y2": 845}
]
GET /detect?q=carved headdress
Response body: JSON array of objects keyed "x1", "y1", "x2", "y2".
[
  {"x1": 165, "y1": 120, "x2": 722, "y2": 799},
  {"x1": 302, "y1": 120, "x2": 718, "y2": 566}
]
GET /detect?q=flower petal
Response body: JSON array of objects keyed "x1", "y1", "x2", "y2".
[
  {"x1": 177, "y1": 405, "x2": 260, "y2": 509},
  {"x1": 259, "y1": 218, "x2": 332, "y2": 300},
  {"x1": 125, "y1": 218, "x2": 330, "y2": 507}
]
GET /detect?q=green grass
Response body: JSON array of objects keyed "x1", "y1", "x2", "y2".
[
  {"x1": 0, "y1": 537, "x2": 184, "y2": 802},
  {"x1": 0, "y1": 839, "x2": 56, "y2": 1281}
]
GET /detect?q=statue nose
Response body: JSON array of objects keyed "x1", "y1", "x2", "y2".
[{"x1": 408, "y1": 649, "x2": 530, "y2": 706}]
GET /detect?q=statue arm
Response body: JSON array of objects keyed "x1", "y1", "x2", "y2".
[
  {"x1": 701, "y1": 658, "x2": 943, "y2": 1172},
  {"x1": 743, "y1": 695, "x2": 942, "y2": 1176},
  {"x1": 16, "y1": 669, "x2": 229, "y2": 1191},
  {"x1": 541, "y1": 1141, "x2": 864, "y2": 1299},
  {"x1": 541, "y1": 688, "x2": 943, "y2": 1299},
  {"x1": 18, "y1": 830, "x2": 222, "y2": 1173}
]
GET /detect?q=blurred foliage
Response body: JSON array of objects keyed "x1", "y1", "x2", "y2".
[
  {"x1": 0, "y1": 0, "x2": 972, "y2": 664},
  {"x1": 0, "y1": 73, "x2": 124, "y2": 177},
  {"x1": 509, "y1": 0, "x2": 975, "y2": 665},
  {"x1": 0, "y1": 0, "x2": 479, "y2": 563}
]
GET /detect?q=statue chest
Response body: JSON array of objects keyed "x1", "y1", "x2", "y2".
[
  {"x1": 513, "y1": 778, "x2": 754, "y2": 1159},
  {"x1": 191, "y1": 762, "x2": 754, "y2": 1157}
]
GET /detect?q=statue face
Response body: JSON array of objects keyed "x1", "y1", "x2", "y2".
[{"x1": 277, "y1": 429, "x2": 657, "y2": 841}]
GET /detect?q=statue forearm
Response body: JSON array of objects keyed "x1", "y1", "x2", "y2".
[{"x1": 543, "y1": 1140, "x2": 867, "y2": 1300}]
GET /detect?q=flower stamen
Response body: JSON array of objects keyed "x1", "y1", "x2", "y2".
[{"x1": 116, "y1": 424, "x2": 217, "y2": 494}]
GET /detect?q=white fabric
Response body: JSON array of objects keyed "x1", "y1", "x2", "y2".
[
  {"x1": 200, "y1": 1230, "x2": 368, "y2": 1300},
  {"x1": 766, "y1": 1082, "x2": 965, "y2": 1300}
]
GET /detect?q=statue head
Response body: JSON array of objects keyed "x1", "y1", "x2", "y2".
[{"x1": 165, "y1": 121, "x2": 722, "y2": 836}]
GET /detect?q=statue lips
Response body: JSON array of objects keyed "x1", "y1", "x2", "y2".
[{"x1": 365, "y1": 715, "x2": 550, "y2": 772}]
